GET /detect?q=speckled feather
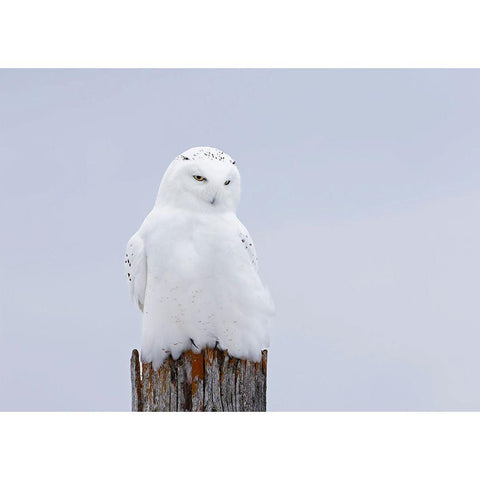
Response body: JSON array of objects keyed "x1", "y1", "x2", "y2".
[{"x1": 125, "y1": 147, "x2": 274, "y2": 368}]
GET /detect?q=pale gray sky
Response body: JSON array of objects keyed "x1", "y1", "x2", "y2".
[{"x1": 0, "y1": 69, "x2": 479, "y2": 410}]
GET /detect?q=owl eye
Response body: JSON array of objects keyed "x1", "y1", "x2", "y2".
[
  {"x1": 193, "y1": 175, "x2": 206, "y2": 182},
  {"x1": 224, "y1": 180, "x2": 231, "y2": 185}
]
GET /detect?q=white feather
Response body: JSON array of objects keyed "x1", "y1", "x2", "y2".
[
  {"x1": 125, "y1": 233, "x2": 147, "y2": 312},
  {"x1": 125, "y1": 147, "x2": 274, "y2": 368}
]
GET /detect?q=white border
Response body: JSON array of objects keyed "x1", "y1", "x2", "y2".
[
  {"x1": 1, "y1": 412, "x2": 480, "y2": 479},
  {"x1": 0, "y1": 0, "x2": 479, "y2": 67}
]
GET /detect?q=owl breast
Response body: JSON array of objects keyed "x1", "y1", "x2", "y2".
[{"x1": 140, "y1": 208, "x2": 267, "y2": 366}]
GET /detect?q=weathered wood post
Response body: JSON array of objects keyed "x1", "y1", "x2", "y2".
[{"x1": 130, "y1": 347, "x2": 267, "y2": 411}]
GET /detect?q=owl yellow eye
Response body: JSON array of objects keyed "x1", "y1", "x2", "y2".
[
  {"x1": 193, "y1": 175, "x2": 206, "y2": 182},
  {"x1": 224, "y1": 180, "x2": 230, "y2": 185}
]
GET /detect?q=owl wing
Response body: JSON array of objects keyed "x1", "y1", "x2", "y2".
[
  {"x1": 237, "y1": 221, "x2": 259, "y2": 271},
  {"x1": 125, "y1": 232, "x2": 147, "y2": 312}
]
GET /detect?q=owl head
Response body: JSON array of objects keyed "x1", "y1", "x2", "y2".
[{"x1": 156, "y1": 147, "x2": 241, "y2": 213}]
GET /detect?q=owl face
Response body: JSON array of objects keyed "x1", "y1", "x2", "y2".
[{"x1": 157, "y1": 147, "x2": 241, "y2": 213}]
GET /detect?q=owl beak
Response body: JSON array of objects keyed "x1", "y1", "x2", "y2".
[{"x1": 210, "y1": 195, "x2": 217, "y2": 205}]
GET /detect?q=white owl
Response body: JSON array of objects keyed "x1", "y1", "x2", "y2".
[{"x1": 125, "y1": 147, "x2": 274, "y2": 368}]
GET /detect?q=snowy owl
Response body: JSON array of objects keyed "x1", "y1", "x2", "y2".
[{"x1": 125, "y1": 147, "x2": 274, "y2": 368}]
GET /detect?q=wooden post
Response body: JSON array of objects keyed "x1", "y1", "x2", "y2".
[{"x1": 130, "y1": 347, "x2": 267, "y2": 411}]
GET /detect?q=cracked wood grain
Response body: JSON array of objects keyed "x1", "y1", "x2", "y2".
[{"x1": 130, "y1": 348, "x2": 267, "y2": 412}]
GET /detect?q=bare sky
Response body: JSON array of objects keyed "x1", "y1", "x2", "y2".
[{"x1": 1, "y1": 69, "x2": 479, "y2": 410}]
